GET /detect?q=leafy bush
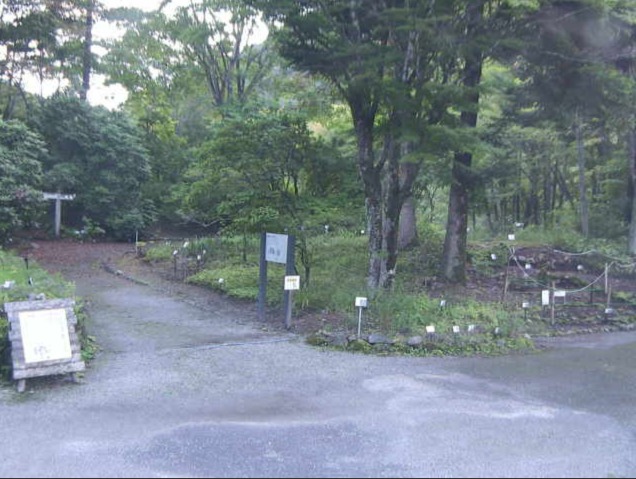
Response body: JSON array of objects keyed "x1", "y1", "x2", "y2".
[{"x1": 0, "y1": 120, "x2": 47, "y2": 245}]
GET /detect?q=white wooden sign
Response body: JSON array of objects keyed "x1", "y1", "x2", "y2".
[
  {"x1": 43, "y1": 192, "x2": 76, "y2": 201},
  {"x1": 284, "y1": 275, "x2": 300, "y2": 291},
  {"x1": 355, "y1": 297, "x2": 368, "y2": 308},
  {"x1": 3, "y1": 298, "x2": 86, "y2": 392},
  {"x1": 541, "y1": 290, "x2": 550, "y2": 306},
  {"x1": 265, "y1": 233, "x2": 288, "y2": 264},
  {"x1": 19, "y1": 308, "x2": 72, "y2": 364}
]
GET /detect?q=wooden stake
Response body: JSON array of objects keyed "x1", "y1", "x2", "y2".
[
  {"x1": 501, "y1": 261, "x2": 510, "y2": 303},
  {"x1": 550, "y1": 281, "x2": 556, "y2": 326}
]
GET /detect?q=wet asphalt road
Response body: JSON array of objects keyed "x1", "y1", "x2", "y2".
[{"x1": 0, "y1": 258, "x2": 635, "y2": 478}]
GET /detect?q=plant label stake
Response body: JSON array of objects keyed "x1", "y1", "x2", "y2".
[
  {"x1": 284, "y1": 275, "x2": 300, "y2": 330},
  {"x1": 522, "y1": 301, "x2": 530, "y2": 321},
  {"x1": 355, "y1": 297, "x2": 368, "y2": 338}
]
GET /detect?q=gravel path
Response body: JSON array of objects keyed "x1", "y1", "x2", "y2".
[{"x1": 1, "y1": 240, "x2": 635, "y2": 478}]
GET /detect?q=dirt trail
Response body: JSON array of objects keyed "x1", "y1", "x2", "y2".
[{"x1": 23, "y1": 239, "x2": 296, "y2": 335}]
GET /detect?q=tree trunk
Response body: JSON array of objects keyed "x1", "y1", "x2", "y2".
[
  {"x1": 398, "y1": 160, "x2": 420, "y2": 249},
  {"x1": 440, "y1": 1, "x2": 483, "y2": 283},
  {"x1": 441, "y1": 152, "x2": 472, "y2": 283},
  {"x1": 628, "y1": 130, "x2": 636, "y2": 254},
  {"x1": 80, "y1": 0, "x2": 94, "y2": 102},
  {"x1": 382, "y1": 139, "x2": 401, "y2": 289},
  {"x1": 398, "y1": 195, "x2": 417, "y2": 249},
  {"x1": 576, "y1": 114, "x2": 589, "y2": 237},
  {"x1": 353, "y1": 110, "x2": 383, "y2": 290}
]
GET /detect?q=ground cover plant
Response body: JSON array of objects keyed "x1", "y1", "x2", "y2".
[{"x1": 138, "y1": 223, "x2": 636, "y2": 358}]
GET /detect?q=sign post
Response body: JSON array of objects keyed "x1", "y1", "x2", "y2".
[
  {"x1": 258, "y1": 232, "x2": 296, "y2": 328},
  {"x1": 43, "y1": 192, "x2": 76, "y2": 238},
  {"x1": 284, "y1": 275, "x2": 300, "y2": 330},
  {"x1": 355, "y1": 297, "x2": 368, "y2": 338}
]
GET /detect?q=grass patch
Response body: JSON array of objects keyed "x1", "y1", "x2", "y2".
[{"x1": 141, "y1": 228, "x2": 632, "y2": 357}]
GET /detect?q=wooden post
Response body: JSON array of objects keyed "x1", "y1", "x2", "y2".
[
  {"x1": 283, "y1": 235, "x2": 296, "y2": 330},
  {"x1": 285, "y1": 290, "x2": 294, "y2": 331},
  {"x1": 501, "y1": 263, "x2": 510, "y2": 304},
  {"x1": 258, "y1": 232, "x2": 267, "y2": 322},
  {"x1": 550, "y1": 281, "x2": 556, "y2": 326}
]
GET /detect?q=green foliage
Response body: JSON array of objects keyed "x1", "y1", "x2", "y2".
[
  {"x1": 75, "y1": 216, "x2": 106, "y2": 241},
  {"x1": 468, "y1": 242, "x2": 512, "y2": 277},
  {"x1": 143, "y1": 230, "x2": 547, "y2": 355},
  {"x1": 178, "y1": 108, "x2": 362, "y2": 236},
  {"x1": 188, "y1": 264, "x2": 286, "y2": 304},
  {"x1": 73, "y1": 299, "x2": 100, "y2": 363},
  {"x1": 0, "y1": 0, "x2": 93, "y2": 119},
  {"x1": 28, "y1": 95, "x2": 154, "y2": 240},
  {"x1": 0, "y1": 120, "x2": 47, "y2": 244}
]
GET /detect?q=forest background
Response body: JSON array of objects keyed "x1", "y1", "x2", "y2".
[{"x1": 2, "y1": 0, "x2": 636, "y2": 355}]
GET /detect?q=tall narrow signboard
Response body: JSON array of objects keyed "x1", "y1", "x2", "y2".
[{"x1": 258, "y1": 232, "x2": 296, "y2": 328}]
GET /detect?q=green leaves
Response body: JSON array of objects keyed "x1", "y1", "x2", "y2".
[
  {"x1": 29, "y1": 95, "x2": 153, "y2": 239},
  {"x1": 0, "y1": 119, "x2": 46, "y2": 243}
]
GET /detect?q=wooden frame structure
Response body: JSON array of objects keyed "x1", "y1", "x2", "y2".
[{"x1": 4, "y1": 298, "x2": 85, "y2": 392}]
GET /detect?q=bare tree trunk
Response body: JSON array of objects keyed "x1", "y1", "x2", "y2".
[
  {"x1": 398, "y1": 195, "x2": 417, "y2": 249},
  {"x1": 382, "y1": 138, "x2": 401, "y2": 288},
  {"x1": 398, "y1": 158, "x2": 419, "y2": 249},
  {"x1": 576, "y1": 113, "x2": 589, "y2": 237},
  {"x1": 628, "y1": 130, "x2": 636, "y2": 254},
  {"x1": 80, "y1": 0, "x2": 94, "y2": 102},
  {"x1": 354, "y1": 111, "x2": 383, "y2": 290},
  {"x1": 440, "y1": 1, "x2": 483, "y2": 283},
  {"x1": 441, "y1": 152, "x2": 472, "y2": 283}
]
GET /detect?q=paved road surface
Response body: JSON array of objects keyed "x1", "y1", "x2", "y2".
[{"x1": 1, "y1": 247, "x2": 635, "y2": 478}]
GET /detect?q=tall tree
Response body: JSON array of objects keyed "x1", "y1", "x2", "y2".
[
  {"x1": 79, "y1": 0, "x2": 95, "y2": 101},
  {"x1": 440, "y1": 0, "x2": 486, "y2": 283},
  {"x1": 255, "y1": 0, "x2": 460, "y2": 289},
  {"x1": 514, "y1": 0, "x2": 635, "y2": 239},
  {"x1": 104, "y1": 1, "x2": 272, "y2": 112}
]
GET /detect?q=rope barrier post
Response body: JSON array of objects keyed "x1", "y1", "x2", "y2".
[
  {"x1": 550, "y1": 281, "x2": 556, "y2": 326},
  {"x1": 501, "y1": 260, "x2": 510, "y2": 304}
]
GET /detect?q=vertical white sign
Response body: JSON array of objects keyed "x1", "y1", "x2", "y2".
[
  {"x1": 265, "y1": 233, "x2": 288, "y2": 264},
  {"x1": 541, "y1": 290, "x2": 550, "y2": 306}
]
